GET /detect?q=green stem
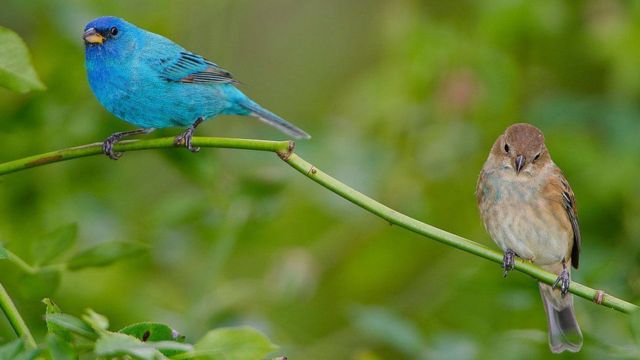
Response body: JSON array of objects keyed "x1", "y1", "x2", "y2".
[
  {"x1": 281, "y1": 153, "x2": 638, "y2": 314},
  {"x1": 0, "y1": 137, "x2": 290, "y2": 176},
  {"x1": 0, "y1": 137, "x2": 637, "y2": 314},
  {"x1": 5, "y1": 250, "x2": 39, "y2": 275},
  {"x1": 0, "y1": 283, "x2": 36, "y2": 348}
]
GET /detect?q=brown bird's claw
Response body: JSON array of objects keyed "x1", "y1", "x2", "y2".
[
  {"x1": 502, "y1": 249, "x2": 516, "y2": 277},
  {"x1": 553, "y1": 267, "x2": 571, "y2": 296}
]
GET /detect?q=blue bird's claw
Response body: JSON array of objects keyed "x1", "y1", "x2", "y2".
[
  {"x1": 103, "y1": 134, "x2": 124, "y2": 160},
  {"x1": 174, "y1": 117, "x2": 204, "y2": 153},
  {"x1": 173, "y1": 129, "x2": 199, "y2": 152},
  {"x1": 102, "y1": 128, "x2": 155, "y2": 160}
]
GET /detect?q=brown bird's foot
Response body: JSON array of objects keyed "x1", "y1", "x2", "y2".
[
  {"x1": 502, "y1": 249, "x2": 516, "y2": 277},
  {"x1": 553, "y1": 260, "x2": 571, "y2": 296},
  {"x1": 103, "y1": 128, "x2": 155, "y2": 160},
  {"x1": 174, "y1": 117, "x2": 204, "y2": 153}
]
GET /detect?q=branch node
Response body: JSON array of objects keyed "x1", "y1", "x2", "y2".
[
  {"x1": 594, "y1": 290, "x2": 606, "y2": 305},
  {"x1": 307, "y1": 166, "x2": 317, "y2": 175},
  {"x1": 277, "y1": 140, "x2": 296, "y2": 161}
]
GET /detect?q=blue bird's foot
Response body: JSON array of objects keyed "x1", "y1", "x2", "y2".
[
  {"x1": 552, "y1": 259, "x2": 571, "y2": 296},
  {"x1": 103, "y1": 139, "x2": 120, "y2": 160},
  {"x1": 502, "y1": 249, "x2": 517, "y2": 277},
  {"x1": 174, "y1": 117, "x2": 204, "y2": 153},
  {"x1": 102, "y1": 128, "x2": 155, "y2": 160}
]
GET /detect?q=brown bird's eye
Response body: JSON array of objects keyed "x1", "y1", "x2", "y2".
[
  {"x1": 533, "y1": 152, "x2": 541, "y2": 161},
  {"x1": 109, "y1": 27, "x2": 119, "y2": 36},
  {"x1": 504, "y1": 143, "x2": 510, "y2": 153}
]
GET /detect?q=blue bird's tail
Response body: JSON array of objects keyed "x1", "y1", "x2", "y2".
[{"x1": 240, "y1": 100, "x2": 311, "y2": 139}]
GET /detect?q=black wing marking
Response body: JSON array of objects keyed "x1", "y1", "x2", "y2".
[
  {"x1": 560, "y1": 177, "x2": 581, "y2": 269},
  {"x1": 160, "y1": 51, "x2": 237, "y2": 85}
]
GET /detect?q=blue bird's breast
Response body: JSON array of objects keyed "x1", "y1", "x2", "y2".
[{"x1": 86, "y1": 48, "x2": 247, "y2": 129}]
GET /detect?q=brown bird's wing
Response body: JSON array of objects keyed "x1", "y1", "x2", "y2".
[
  {"x1": 562, "y1": 177, "x2": 581, "y2": 269},
  {"x1": 549, "y1": 168, "x2": 582, "y2": 269},
  {"x1": 476, "y1": 168, "x2": 488, "y2": 206}
]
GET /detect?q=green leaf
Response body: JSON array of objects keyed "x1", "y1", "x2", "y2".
[
  {"x1": 0, "y1": 26, "x2": 45, "y2": 93},
  {"x1": 42, "y1": 298, "x2": 63, "y2": 314},
  {"x1": 0, "y1": 339, "x2": 40, "y2": 360},
  {"x1": 45, "y1": 313, "x2": 98, "y2": 340},
  {"x1": 12, "y1": 349, "x2": 40, "y2": 360},
  {"x1": 189, "y1": 326, "x2": 278, "y2": 360},
  {"x1": 46, "y1": 333, "x2": 77, "y2": 360},
  {"x1": 120, "y1": 322, "x2": 183, "y2": 342},
  {"x1": 119, "y1": 322, "x2": 185, "y2": 357},
  {"x1": 43, "y1": 298, "x2": 73, "y2": 342},
  {"x1": 0, "y1": 242, "x2": 7, "y2": 260},
  {"x1": 0, "y1": 339, "x2": 23, "y2": 359},
  {"x1": 67, "y1": 241, "x2": 148, "y2": 271},
  {"x1": 94, "y1": 332, "x2": 168, "y2": 360},
  {"x1": 33, "y1": 223, "x2": 78, "y2": 265},
  {"x1": 82, "y1": 309, "x2": 109, "y2": 332},
  {"x1": 148, "y1": 341, "x2": 192, "y2": 355}
]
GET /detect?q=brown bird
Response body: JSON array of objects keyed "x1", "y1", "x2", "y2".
[{"x1": 476, "y1": 123, "x2": 582, "y2": 353}]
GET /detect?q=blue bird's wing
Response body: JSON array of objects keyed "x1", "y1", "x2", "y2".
[{"x1": 159, "y1": 51, "x2": 237, "y2": 85}]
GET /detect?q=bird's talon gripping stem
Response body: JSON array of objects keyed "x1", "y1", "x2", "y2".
[
  {"x1": 552, "y1": 259, "x2": 571, "y2": 296},
  {"x1": 175, "y1": 117, "x2": 204, "y2": 153},
  {"x1": 103, "y1": 134, "x2": 123, "y2": 160},
  {"x1": 102, "y1": 128, "x2": 155, "y2": 160},
  {"x1": 502, "y1": 249, "x2": 516, "y2": 277}
]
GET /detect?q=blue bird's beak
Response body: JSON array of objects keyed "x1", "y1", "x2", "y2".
[{"x1": 83, "y1": 28, "x2": 104, "y2": 44}]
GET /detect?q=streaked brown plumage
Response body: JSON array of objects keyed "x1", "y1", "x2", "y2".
[{"x1": 476, "y1": 123, "x2": 582, "y2": 353}]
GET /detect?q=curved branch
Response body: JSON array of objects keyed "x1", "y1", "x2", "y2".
[
  {"x1": 0, "y1": 137, "x2": 637, "y2": 314},
  {"x1": 0, "y1": 137, "x2": 290, "y2": 175}
]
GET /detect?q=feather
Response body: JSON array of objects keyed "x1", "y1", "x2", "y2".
[
  {"x1": 559, "y1": 175, "x2": 581, "y2": 269},
  {"x1": 160, "y1": 51, "x2": 237, "y2": 84}
]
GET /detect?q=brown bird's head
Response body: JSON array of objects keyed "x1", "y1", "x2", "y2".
[{"x1": 490, "y1": 123, "x2": 550, "y2": 175}]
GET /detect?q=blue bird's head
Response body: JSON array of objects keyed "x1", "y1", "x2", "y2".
[{"x1": 83, "y1": 16, "x2": 141, "y2": 58}]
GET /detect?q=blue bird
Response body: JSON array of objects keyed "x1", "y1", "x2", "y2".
[{"x1": 83, "y1": 16, "x2": 310, "y2": 159}]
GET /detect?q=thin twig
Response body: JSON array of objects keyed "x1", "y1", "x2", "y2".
[
  {"x1": 0, "y1": 137, "x2": 636, "y2": 314},
  {"x1": 0, "y1": 283, "x2": 37, "y2": 348},
  {"x1": 5, "y1": 250, "x2": 38, "y2": 275}
]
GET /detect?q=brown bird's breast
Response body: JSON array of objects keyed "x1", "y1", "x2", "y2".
[{"x1": 478, "y1": 166, "x2": 573, "y2": 265}]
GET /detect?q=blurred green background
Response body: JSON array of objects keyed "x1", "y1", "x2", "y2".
[{"x1": 1, "y1": 0, "x2": 640, "y2": 358}]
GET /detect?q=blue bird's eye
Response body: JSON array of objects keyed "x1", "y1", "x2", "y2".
[{"x1": 109, "y1": 27, "x2": 119, "y2": 36}]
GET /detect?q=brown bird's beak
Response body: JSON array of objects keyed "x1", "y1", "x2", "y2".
[
  {"x1": 515, "y1": 154, "x2": 525, "y2": 174},
  {"x1": 83, "y1": 28, "x2": 104, "y2": 44}
]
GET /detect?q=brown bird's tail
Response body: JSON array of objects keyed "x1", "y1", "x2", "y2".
[{"x1": 539, "y1": 283, "x2": 583, "y2": 353}]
